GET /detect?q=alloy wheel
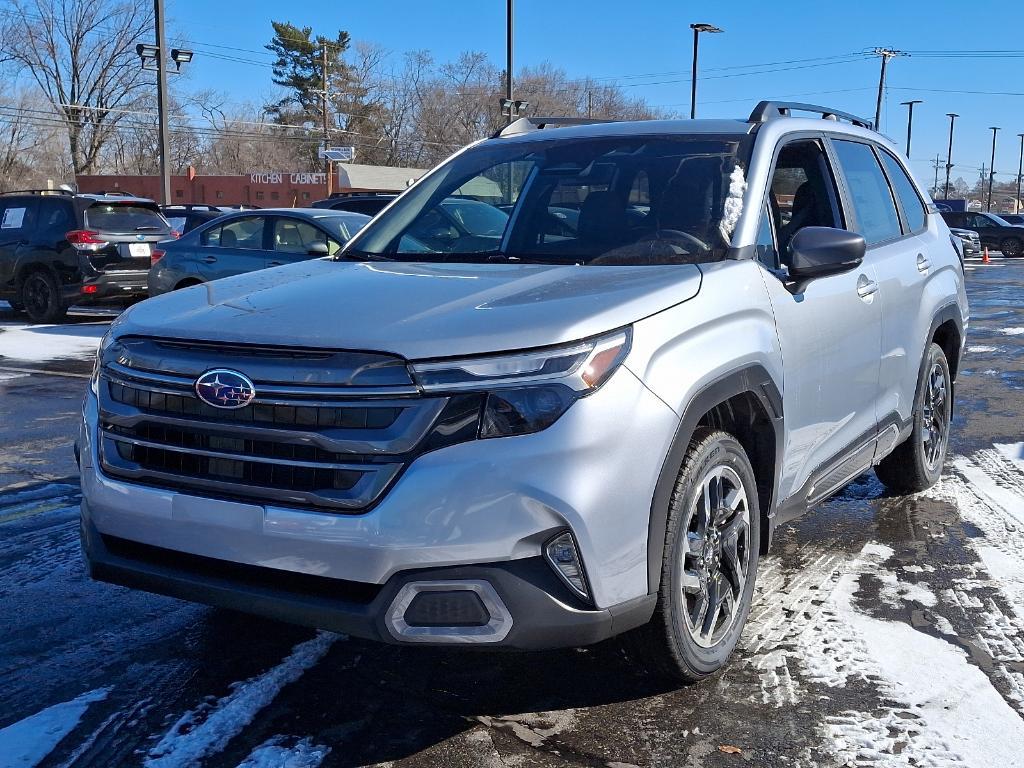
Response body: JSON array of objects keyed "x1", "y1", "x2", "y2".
[
  {"x1": 23, "y1": 275, "x2": 52, "y2": 319},
  {"x1": 679, "y1": 464, "x2": 751, "y2": 648},
  {"x1": 921, "y1": 361, "x2": 949, "y2": 471}
]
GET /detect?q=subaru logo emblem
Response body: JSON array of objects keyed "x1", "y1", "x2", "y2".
[
  {"x1": 194, "y1": 369, "x2": 256, "y2": 409},
  {"x1": 136, "y1": 234, "x2": 145, "y2": 241}
]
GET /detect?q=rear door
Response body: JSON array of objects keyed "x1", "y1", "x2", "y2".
[
  {"x1": 831, "y1": 139, "x2": 933, "y2": 440},
  {"x1": 82, "y1": 201, "x2": 171, "y2": 273},
  {"x1": 0, "y1": 199, "x2": 38, "y2": 293},
  {"x1": 196, "y1": 215, "x2": 269, "y2": 281}
]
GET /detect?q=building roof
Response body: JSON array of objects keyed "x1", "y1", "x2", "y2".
[{"x1": 335, "y1": 163, "x2": 426, "y2": 192}]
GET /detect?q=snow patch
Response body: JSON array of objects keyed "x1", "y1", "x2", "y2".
[
  {"x1": 145, "y1": 632, "x2": 338, "y2": 768},
  {"x1": 718, "y1": 165, "x2": 747, "y2": 244},
  {"x1": 968, "y1": 345, "x2": 997, "y2": 353},
  {"x1": 1000, "y1": 327, "x2": 1024, "y2": 336},
  {"x1": 0, "y1": 687, "x2": 110, "y2": 768},
  {"x1": 234, "y1": 736, "x2": 330, "y2": 768},
  {"x1": 995, "y1": 442, "x2": 1024, "y2": 471},
  {"x1": 0, "y1": 324, "x2": 106, "y2": 363}
]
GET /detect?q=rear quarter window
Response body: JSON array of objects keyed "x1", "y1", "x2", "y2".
[
  {"x1": 878, "y1": 151, "x2": 926, "y2": 233},
  {"x1": 85, "y1": 204, "x2": 169, "y2": 232}
]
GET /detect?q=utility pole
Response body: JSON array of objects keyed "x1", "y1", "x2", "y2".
[
  {"x1": 987, "y1": 126, "x2": 1000, "y2": 212},
  {"x1": 154, "y1": 0, "x2": 171, "y2": 205},
  {"x1": 872, "y1": 48, "x2": 907, "y2": 131},
  {"x1": 1016, "y1": 133, "x2": 1024, "y2": 214},
  {"x1": 932, "y1": 154, "x2": 942, "y2": 197},
  {"x1": 900, "y1": 99, "x2": 922, "y2": 157},
  {"x1": 689, "y1": 23, "x2": 723, "y2": 119},
  {"x1": 944, "y1": 112, "x2": 959, "y2": 200},
  {"x1": 322, "y1": 44, "x2": 332, "y2": 198},
  {"x1": 587, "y1": 90, "x2": 593, "y2": 119}
]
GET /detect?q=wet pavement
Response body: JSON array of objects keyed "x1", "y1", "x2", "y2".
[{"x1": 0, "y1": 256, "x2": 1023, "y2": 767}]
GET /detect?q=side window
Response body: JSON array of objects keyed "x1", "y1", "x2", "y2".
[
  {"x1": 755, "y1": 206, "x2": 779, "y2": 268},
  {"x1": 831, "y1": 140, "x2": 902, "y2": 245},
  {"x1": 35, "y1": 200, "x2": 74, "y2": 241},
  {"x1": 768, "y1": 140, "x2": 844, "y2": 263},
  {"x1": 203, "y1": 216, "x2": 266, "y2": 250},
  {"x1": 878, "y1": 150, "x2": 926, "y2": 233},
  {"x1": 272, "y1": 218, "x2": 335, "y2": 254}
]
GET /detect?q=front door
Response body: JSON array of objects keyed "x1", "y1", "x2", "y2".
[{"x1": 758, "y1": 138, "x2": 883, "y2": 505}]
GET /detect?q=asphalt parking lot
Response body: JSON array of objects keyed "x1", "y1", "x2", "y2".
[{"x1": 1, "y1": 252, "x2": 1023, "y2": 767}]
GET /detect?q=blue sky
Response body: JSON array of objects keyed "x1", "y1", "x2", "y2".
[{"x1": 170, "y1": 0, "x2": 1024, "y2": 190}]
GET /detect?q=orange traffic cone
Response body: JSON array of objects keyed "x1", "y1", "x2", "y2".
[{"x1": 983, "y1": 247, "x2": 991, "y2": 264}]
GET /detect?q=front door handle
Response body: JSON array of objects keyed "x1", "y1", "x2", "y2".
[
  {"x1": 916, "y1": 253, "x2": 931, "y2": 273},
  {"x1": 267, "y1": 260, "x2": 283, "y2": 267},
  {"x1": 856, "y1": 274, "x2": 879, "y2": 299},
  {"x1": 202, "y1": 255, "x2": 217, "y2": 264}
]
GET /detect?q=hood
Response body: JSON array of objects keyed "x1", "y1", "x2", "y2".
[{"x1": 117, "y1": 260, "x2": 702, "y2": 359}]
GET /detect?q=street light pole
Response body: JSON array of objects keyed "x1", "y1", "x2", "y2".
[
  {"x1": 1017, "y1": 133, "x2": 1024, "y2": 215},
  {"x1": 900, "y1": 99, "x2": 922, "y2": 157},
  {"x1": 506, "y1": 0, "x2": 514, "y2": 125},
  {"x1": 987, "y1": 126, "x2": 1000, "y2": 212},
  {"x1": 154, "y1": 0, "x2": 171, "y2": 205},
  {"x1": 944, "y1": 112, "x2": 959, "y2": 200},
  {"x1": 689, "y1": 23, "x2": 723, "y2": 119}
]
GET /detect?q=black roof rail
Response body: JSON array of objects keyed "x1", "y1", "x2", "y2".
[
  {"x1": 493, "y1": 116, "x2": 617, "y2": 138},
  {"x1": 749, "y1": 101, "x2": 873, "y2": 130},
  {"x1": 0, "y1": 188, "x2": 75, "y2": 197}
]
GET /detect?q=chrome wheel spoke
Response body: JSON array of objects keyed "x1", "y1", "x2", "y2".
[{"x1": 700, "y1": 575, "x2": 723, "y2": 641}]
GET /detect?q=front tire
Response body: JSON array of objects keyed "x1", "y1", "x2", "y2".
[
  {"x1": 19, "y1": 271, "x2": 67, "y2": 324},
  {"x1": 875, "y1": 343, "x2": 952, "y2": 493},
  {"x1": 627, "y1": 428, "x2": 760, "y2": 683}
]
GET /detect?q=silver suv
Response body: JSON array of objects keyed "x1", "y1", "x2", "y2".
[{"x1": 79, "y1": 102, "x2": 968, "y2": 681}]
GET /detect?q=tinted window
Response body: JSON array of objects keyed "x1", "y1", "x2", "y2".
[
  {"x1": 84, "y1": 203, "x2": 168, "y2": 232},
  {"x1": 832, "y1": 140, "x2": 902, "y2": 245},
  {"x1": 35, "y1": 199, "x2": 74, "y2": 239},
  {"x1": 755, "y1": 207, "x2": 778, "y2": 268},
  {"x1": 878, "y1": 151, "x2": 925, "y2": 233},
  {"x1": 317, "y1": 215, "x2": 367, "y2": 245},
  {"x1": 941, "y1": 212, "x2": 966, "y2": 227},
  {"x1": 204, "y1": 216, "x2": 266, "y2": 249}
]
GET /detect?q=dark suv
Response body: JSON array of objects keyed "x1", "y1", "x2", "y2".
[
  {"x1": 0, "y1": 190, "x2": 174, "y2": 322},
  {"x1": 940, "y1": 210, "x2": 1024, "y2": 256}
]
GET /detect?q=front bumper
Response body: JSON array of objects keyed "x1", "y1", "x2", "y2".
[
  {"x1": 81, "y1": 516, "x2": 655, "y2": 649},
  {"x1": 79, "y1": 364, "x2": 678, "y2": 643}
]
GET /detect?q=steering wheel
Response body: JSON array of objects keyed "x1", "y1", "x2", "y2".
[{"x1": 645, "y1": 228, "x2": 711, "y2": 253}]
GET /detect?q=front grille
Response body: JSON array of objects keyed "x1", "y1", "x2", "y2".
[{"x1": 97, "y1": 337, "x2": 482, "y2": 511}]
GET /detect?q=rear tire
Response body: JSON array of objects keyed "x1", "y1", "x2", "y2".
[
  {"x1": 875, "y1": 343, "x2": 952, "y2": 493},
  {"x1": 19, "y1": 270, "x2": 67, "y2": 324},
  {"x1": 625, "y1": 428, "x2": 760, "y2": 683},
  {"x1": 1000, "y1": 237, "x2": 1022, "y2": 257}
]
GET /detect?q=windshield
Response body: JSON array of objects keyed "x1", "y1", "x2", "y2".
[
  {"x1": 345, "y1": 134, "x2": 750, "y2": 265},
  {"x1": 318, "y1": 214, "x2": 369, "y2": 243},
  {"x1": 987, "y1": 213, "x2": 1014, "y2": 227},
  {"x1": 85, "y1": 203, "x2": 169, "y2": 232}
]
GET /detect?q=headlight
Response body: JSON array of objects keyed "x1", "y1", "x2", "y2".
[
  {"x1": 410, "y1": 329, "x2": 631, "y2": 438},
  {"x1": 90, "y1": 331, "x2": 121, "y2": 396}
]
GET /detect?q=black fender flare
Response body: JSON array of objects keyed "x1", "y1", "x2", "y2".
[{"x1": 646, "y1": 364, "x2": 783, "y2": 594}]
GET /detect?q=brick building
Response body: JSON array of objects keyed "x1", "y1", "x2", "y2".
[{"x1": 75, "y1": 164, "x2": 426, "y2": 206}]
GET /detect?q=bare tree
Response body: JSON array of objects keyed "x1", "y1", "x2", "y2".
[{"x1": 1, "y1": 0, "x2": 154, "y2": 174}]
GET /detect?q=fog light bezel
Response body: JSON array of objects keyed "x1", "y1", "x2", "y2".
[
  {"x1": 385, "y1": 580, "x2": 512, "y2": 643},
  {"x1": 544, "y1": 530, "x2": 591, "y2": 603}
]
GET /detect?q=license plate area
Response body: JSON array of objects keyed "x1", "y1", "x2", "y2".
[{"x1": 128, "y1": 242, "x2": 151, "y2": 257}]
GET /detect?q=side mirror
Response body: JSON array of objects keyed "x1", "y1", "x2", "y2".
[
  {"x1": 788, "y1": 227, "x2": 866, "y2": 280},
  {"x1": 307, "y1": 241, "x2": 330, "y2": 257}
]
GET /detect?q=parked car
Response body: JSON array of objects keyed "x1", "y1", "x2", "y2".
[
  {"x1": 311, "y1": 194, "x2": 397, "y2": 216},
  {"x1": 160, "y1": 205, "x2": 225, "y2": 235},
  {"x1": 0, "y1": 190, "x2": 173, "y2": 323},
  {"x1": 148, "y1": 208, "x2": 369, "y2": 296},
  {"x1": 81, "y1": 103, "x2": 967, "y2": 683},
  {"x1": 940, "y1": 210, "x2": 1024, "y2": 255},
  {"x1": 949, "y1": 227, "x2": 981, "y2": 256},
  {"x1": 997, "y1": 213, "x2": 1024, "y2": 226}
]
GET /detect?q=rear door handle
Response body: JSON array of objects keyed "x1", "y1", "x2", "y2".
[
  {"x1": 916, "y1": 253, "x2": 931, "y2": 273},
  {"x1": 856, "y1": 274, "x2": 879, "y2": 299},
  {"x1": 267, "y1": 260, "x2": 283, "y2": 267},
  {"x1": 202, "y1": 255, "x2": 217, "y2": 264}
]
